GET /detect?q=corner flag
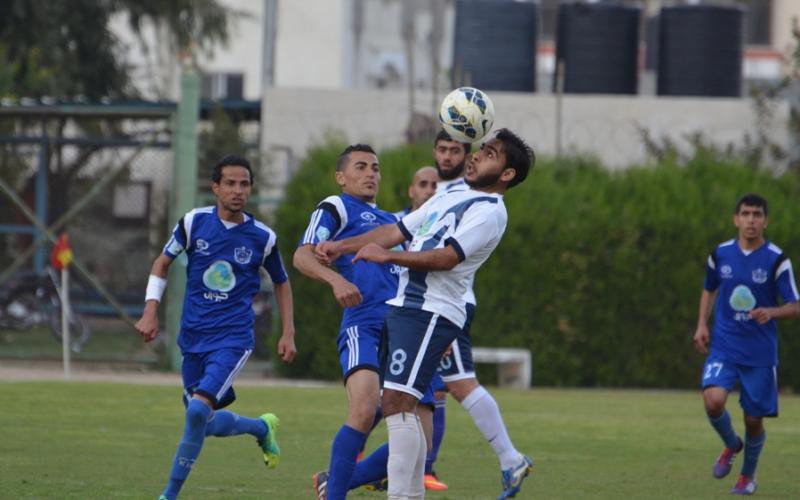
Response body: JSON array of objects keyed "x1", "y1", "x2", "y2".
[{"x1": 51, "y1": 233, "x2": 73, "y2": 270}]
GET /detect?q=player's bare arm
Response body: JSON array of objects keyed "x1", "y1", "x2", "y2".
[
  {"x1": 135, "y1": 253, "x2": 174, "y2": 342},
  {"x1": 272, "y1": 280, "x2": 297, "y2": 362},
  {"x1": 354, "y1": 243, "x2": 460, "y2": 272},
  {"x1": 316, "y1": 223, "x2": 405, "y2": 264},
  {"x1": 693, "y1": 289, "x2": 717, "y2": 354},
  {"x1": 293, "y1": 244, "x2": 362, "y2": 307},
  {"x1": 750, "y1": 301, "x2": 800, "y2": 324}
]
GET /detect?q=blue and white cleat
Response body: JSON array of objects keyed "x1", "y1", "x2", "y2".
[
  {"x1": 312, "y1": 471, "x2": 329, "y2": 500},
  {"x1": 497, "y1": 454, "x2": 533, "y2": 500},
  {"x1": 730, "y1": 474, "x2": 757, "y2": 495},
  {"x1": 258, "y1": 413, "x2": 280, "y2": 469},
  {"x1": 713, "y1": 439, "x2": 743, "y2": 479}
]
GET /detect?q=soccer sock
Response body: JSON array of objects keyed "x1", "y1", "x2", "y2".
[
  {"x1": 708, "y1": 410, "x2": 741, "y2": 450},
  {"x1": 741, "y1": 431, "x2": 766, "y2": 478},
  {"x1": 348, "y1": 443, "x2": 389, "y2": 489},
  {"x1": 425, "y1": 395, "x2": 447, "y2": 474},
  {"x1": 327, "y1": 424, "x2": 367, "y2": 500},
  {"x1": 461, "y1": 385, "x2": 520, "y2": 469},
  {"x1": 387, "y1": 412, "x2": 421, "y2": 498},
  {"x1": 411, "y1": 415, "x2": 427, "y2": 498},
  {"x1": 162, "y1": 399, "x2": 211, "y2": 500},
  {"x1": 204, "y1": 410, "x2": 267, "y2": 439}
]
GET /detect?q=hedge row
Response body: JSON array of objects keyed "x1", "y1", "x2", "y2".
[{"x1": 273, "y1": 142, "x2": 800, "y2": 389}]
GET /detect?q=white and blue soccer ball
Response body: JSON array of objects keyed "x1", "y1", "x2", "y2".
[{"x1": 438, "y1": 86, "x2": 495, "y2": 143}]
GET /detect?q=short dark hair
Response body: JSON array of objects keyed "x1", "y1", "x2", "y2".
[
  {"x1": 336, "y1": 144, "x2": 376, "y2": 171},
  {"x1": 435, "y1": 129, "x2": 472, "y2": 153},
  {"x1": 735, "y1": 193, "x2": 768, "y2": 216},
  {"x1": 212, "y1": 154, "x2": 253, "y2": 183},
  {"x1": 494, "y1": 128, "x2": 534, "y2": 189}
]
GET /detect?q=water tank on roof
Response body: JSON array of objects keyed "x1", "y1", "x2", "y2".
[
  {"x1": 657, "y1": 5, "x2": 743, "y2": 97},
  {"x1": 554, "y1": 2, "x2": 640, "y2": 94},
  {"x1": 452, "y1": 0, "x2": 538, "y2": 92}
]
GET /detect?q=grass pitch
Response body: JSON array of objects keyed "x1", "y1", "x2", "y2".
[{"x1": 1, "y1": 381, "x2": 798, "y2": 499}]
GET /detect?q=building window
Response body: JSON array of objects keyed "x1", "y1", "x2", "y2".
[{"x1": 201, "y1": 73, "x2": 245, "y2": 100}]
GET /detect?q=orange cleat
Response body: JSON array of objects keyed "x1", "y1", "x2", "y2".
[{"x1": 424, "y1": 473, "x2": 449, "y2": 491}]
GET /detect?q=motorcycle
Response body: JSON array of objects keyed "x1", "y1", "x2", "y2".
[{"x1": 0, "y1": 267, "x2": 91, "y2": 352}]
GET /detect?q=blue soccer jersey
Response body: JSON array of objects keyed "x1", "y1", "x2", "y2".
[
  {"x1": 704, "y1": 239, "x2": 800, "y2": 366},
  {"x1": 163, "y1": 206, "x2": 288, "y2": 353},
  {"x1": 299, "y1": 193, "x2": 400, "y2": 329}
]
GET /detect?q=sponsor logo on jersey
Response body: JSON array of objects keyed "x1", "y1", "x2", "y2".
[
  {"x1": 203, "y1": 260, "x2": 236, "y2": 301},
  {"x1": 720, "y1": 265, "x2": 733, "y2": 279},
  {"x1": 751, "y1": 268, "x2": 768, "y2": 284},
  {"x1": 729, "y1": 284, "x2": 756, "y2": 321},
  {"x1": 360, "y1": 211, "x2": 379, "y2": 226},
  {"x1": 195, "y1": 238, "x2": 210, "y2": 255},
  {"x1": 417, "y1": 212, "x2": 438, "y2": 236},
  {"x1": 234, "y1": 246, "x2": 253, "y2": 264}
]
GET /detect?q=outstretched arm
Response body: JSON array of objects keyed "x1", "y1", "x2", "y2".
[
  {"x1": 353, "y1": 243, "x2": 460, "y2": 272},
  {"x1": 273, "y1": 280, "x2": 297, "y2": 362},
  {"x1": 293, "y1": 244, "x2": 362, "y2": 307},
  {"x1": 135, "y1": 253, "x2": 174, "y2": 342},
  {"x1": 693, "y1": 289, "x2": 717, "y2": 354},
  {"x1": 750, "y1": 301, "x2": 800, "y2": 324},
  {"x1": 316, "y1": 223, "x2": 405, "y2": 264}
]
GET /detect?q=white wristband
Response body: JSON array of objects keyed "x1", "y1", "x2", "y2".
[{"x1": 145, "y1": 275, "x2": 167, "y2": 302}]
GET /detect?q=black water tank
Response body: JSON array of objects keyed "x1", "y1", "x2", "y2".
[
  {"x1": 452, "y1": 0, "x2": 537, "y2": 92},
  {"x1": 554, "y1": 2, "x2": 640, "y2": 94},
  {"x1": 658, "y1": 5, "x2": 743, "y2": 97}
]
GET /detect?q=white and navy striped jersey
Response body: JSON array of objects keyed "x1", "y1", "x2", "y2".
[
  {"x1": 435, "y1": 177, "x2": 476, "y2": 306},
  {"x1": 390, "y1": 188, "x2": 507, "y2": 328},
  {"x1": 163, "y1": 206, "x2": 288, "y2": 353}
]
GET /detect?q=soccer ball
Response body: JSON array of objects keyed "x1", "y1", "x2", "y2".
[{"x1": 438, "y1": 87, "x2": 495, "y2": 143}]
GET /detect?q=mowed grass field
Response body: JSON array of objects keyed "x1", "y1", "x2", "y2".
[{"x1": 1, "y1": 381, "x2": 798, "y2": 499}]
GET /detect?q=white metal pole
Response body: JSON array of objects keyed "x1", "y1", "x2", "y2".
[{"x1": 61, "y1": 267, "x2": 71, "y2": 379}]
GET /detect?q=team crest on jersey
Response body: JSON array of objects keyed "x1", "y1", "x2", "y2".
[
  {"x1": 720, "y1": 265, "x2": 733, "y2": 279},
  {"x1": 751, "y1": 268, "x2": 768, "y2": 284},
  {"x1": 316, "y1": 226, "x2": 331, "y2": 242},
  {"x1": 360, "y1": 211, "x2": 379, "y2": 226},
  {"x1": 195, "y1": 238, "x2": 210, "y2": 255},
  {"x1": 417, "y1": 212, "x2": 439, "y2": 236},
  {"x1": 234, "y1": 246, "x2": 253, "y2": 264}
]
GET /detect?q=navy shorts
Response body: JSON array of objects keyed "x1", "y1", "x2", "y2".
[
  {"x1": 338, "y1": 322, "x2": 384, "y2": 381},
  {"x1": 439, "y1": 303, "x2": 477, "y2": 382},
  {"x1": 701, "y1": 355, "x2": 778, "y2": 417},
  {"x1": 383, "y1": 306, "x2": 461, "y2": 399},
  {"x1": 182, "y1": 348, "x2": 252, "y2": 409}
]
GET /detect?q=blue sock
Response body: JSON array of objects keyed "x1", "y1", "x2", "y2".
[
  {"x1": 741, "y1": 431, "x2": 766, "y2": 477},
  {"x1": 327, "y1": 425, "x2": 367, "y2": 500},
  {"x1": 709, "y1": 410, "x2": 741, "y2": 450},
  {"x1": 205, "y1": 410, "x2": 267, "y2": 440},
  {"x1": 426, "y1": 396, "x2": 446, "y2": 474},
  {"x1": 348, "y1": 443, "x2": 389, "y2": 489},
  {"x1": 162, "y1": 399, "x2": 211, "y2": 500}
]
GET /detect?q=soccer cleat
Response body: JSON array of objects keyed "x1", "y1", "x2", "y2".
[
  {"x1": 730, "y1": 474, "x2": 757, "y2": 495},
  {"x1": 424, "y1": 472, "x2": 449, "y2": 491},
  {"x1": 158, "y1": 496, "x2": 168, "y2": 500},
  {"x1": 312, "y1": 471, "x2": 329, "y2": 500},
  {"x1": 497, "y1": 454, "x2": 534, "y2": 500},
  {"x1": 713, "y1": 439, "x2": 743, "y2": 479},
  {"x1": 257, "y1": 413, "x2": 280, "y2": 469},
  {"x1": 363, "y1": 477, "x2": 388, "y2": 492}
]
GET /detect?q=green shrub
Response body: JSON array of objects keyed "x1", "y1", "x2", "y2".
[{"x1": 274, "y1": 142, "x2": 800, "y2": 389}]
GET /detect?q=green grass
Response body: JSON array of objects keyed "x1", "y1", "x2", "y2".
[{"x1": 1, "y1": 383, "x2": 798, "y2": 499}]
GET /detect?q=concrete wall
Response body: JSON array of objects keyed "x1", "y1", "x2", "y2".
[{"x1": 261, "y1": 88, "x2": 790, "y2": 173}]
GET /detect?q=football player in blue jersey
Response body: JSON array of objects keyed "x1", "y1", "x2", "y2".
[
  {"x1": 135, "y1": 155, "x2": 297, "y2": 500},
  {"x1": 293, "y1": 144, "x2": 401, "y2": 500},
  {"x1": 317, "y1": 128, "x2": 535, "y2": 500},
  {"x1": 693, "y1": 193, "x2": 799, "y2": 496}
]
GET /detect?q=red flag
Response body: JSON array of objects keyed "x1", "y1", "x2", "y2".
[{"x1": 51, "y1": 233, "x2": 73, "y2": 271}]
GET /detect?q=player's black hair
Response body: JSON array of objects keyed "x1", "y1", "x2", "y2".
[
  {"x1": 494, "y1": 128, "x2": 534, "y2": 189},
  {"x1": 212, "y1": 154, "x2": 253, "y2": 183},
  {"x1": 435, "y1": 129, "x2": 472, "y2": 153},
  {"x1": 735, "y1": 193, "x2": 768, "y2": 216},
  {"x1": 336, "y1": 144, "x2": 376, "y2": 171}
]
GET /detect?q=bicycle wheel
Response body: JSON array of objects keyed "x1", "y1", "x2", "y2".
[{"x1": 48, "y1": 308, "x2": 91, "y2": 353}]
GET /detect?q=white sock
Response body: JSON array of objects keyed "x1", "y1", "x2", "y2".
[
  {"x1": 410, "y1": 415, "x2": 427, "y2": 498},
  {"x1": 461, "y1": 385, "x2": 520, "y2": 469},
  {"x1": 387, "y1": 412, "x2": 421, "y2": 498}
]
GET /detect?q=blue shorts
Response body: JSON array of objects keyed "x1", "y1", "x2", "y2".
[
  {"x1": 701, "y1": 355, "x2": 778, "y2": 417},
  {"x1": 383, "y1": 306, "x2": 461, "y2": 399},
  {"x1": 182, "y1": 348, "x2": 252, "y2": 409},
  {"x1": 439, "y1": 303, "x2": 477, "y2": 382},
  {"x1": 338, "y1": 322, "x2": 383, "y2": 381}
]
